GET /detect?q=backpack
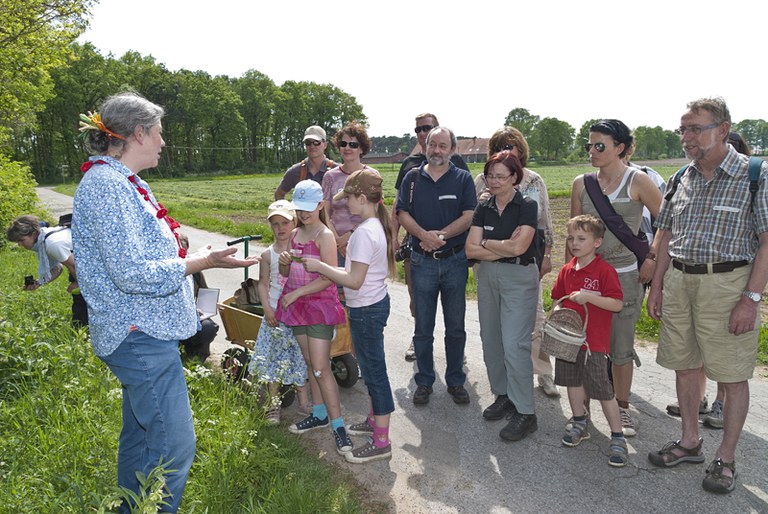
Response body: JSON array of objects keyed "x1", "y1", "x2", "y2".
[
  {"x1": 664, "y1": 156, "x2": 763, "y2": 209},
  {"x1": 299, "y1": 158, "x2": 335, "y2": 182}
]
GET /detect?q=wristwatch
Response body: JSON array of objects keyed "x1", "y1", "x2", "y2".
[
  {"x1": 742, "y1": 290, "x2": 763, "y2": 302},
  {"x1": 481, "y1": 239, "x2": 488, "y2": 248}
]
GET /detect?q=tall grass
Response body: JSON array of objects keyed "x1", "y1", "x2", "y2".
[{"x1": 0, "y1": 247, "x2": 370, "y2": 512}]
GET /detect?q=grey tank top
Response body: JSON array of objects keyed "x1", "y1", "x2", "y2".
[{"x1": 580, "y1": 168, "x2": 644, "y2": 269}]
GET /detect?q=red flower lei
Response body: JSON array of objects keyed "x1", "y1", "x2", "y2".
[{"x1": 81, "y1": 159, "x2": 186, "y2": 258}]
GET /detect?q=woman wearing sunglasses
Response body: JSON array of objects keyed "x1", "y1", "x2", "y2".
[
  {"x1": 322, "y1": 121, "x2": 381, "y2": 269},
  {"x1": 568, "y1": 119, "x2": 662, "y2": 438}
]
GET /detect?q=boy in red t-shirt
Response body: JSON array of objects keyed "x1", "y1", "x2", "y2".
[{"x1": 552, "y1": 215, "x2": 627, "y2": 467}]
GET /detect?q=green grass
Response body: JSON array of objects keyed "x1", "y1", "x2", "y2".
[{"x1": 0, "y1": 247, "x2": 373, "y2": 512}]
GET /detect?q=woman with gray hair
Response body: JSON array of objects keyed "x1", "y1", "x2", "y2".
[{"x1": 73, "y1": 91, "x2": 256, "y2": 513}]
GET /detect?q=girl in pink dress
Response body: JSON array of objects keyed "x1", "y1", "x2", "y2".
[{"x1": 275, "y1": 180, "x2": 351, "y2": 456}]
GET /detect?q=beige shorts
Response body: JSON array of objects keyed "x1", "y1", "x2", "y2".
[
  {"x1": 656, "y1": 265, "x2": 760, "y2": 382},
  {"x1": 610, "y1": 270, "x2": 644, "y2": 366}
]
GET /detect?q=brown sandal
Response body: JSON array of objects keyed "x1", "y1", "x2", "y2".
[
  {"x1": 702, "y1": 458, "x2": 737, "y2": 494},
  {"x1": 648, "y1": 438, "x2": 705, "y2": 467}
]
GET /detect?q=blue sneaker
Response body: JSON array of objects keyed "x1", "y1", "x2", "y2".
[
  {"x1": 289, "y1": 414, "x2": 329, "y2": 434},
  {"x1": 334, "y1": 427, "x2": 353, "y2": 454}
]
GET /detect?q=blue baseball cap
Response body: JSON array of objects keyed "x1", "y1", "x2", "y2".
[{"x1": 292, "y1": 180, "x2": 323, "y2": 211}]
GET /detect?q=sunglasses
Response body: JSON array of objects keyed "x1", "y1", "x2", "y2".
[
  {"x1": 414, "y1": 124, "x2": 434, "y2": 134},
  {"x1": 491, "y1": 143, "x2": 515, "y2": 153},
  {"x1": 304, "y1": 139, "x2": 323, "y2": 147},
  {"x1": 338, "y1": 140, "x2": 360, "y2": 149},
  {"x1": 583, "y1": 142, "x2": 607, "y2": 153}
]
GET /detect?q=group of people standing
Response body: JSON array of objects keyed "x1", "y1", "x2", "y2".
[{"x1": 9, "y1": 92, "x2": 764, "y2": 511}]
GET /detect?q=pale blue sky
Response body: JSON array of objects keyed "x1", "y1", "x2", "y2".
[{"x1": 79, "y1": 0, "x2": 766, "y2": 137}]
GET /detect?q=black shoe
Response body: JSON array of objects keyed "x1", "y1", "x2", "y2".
[
  {"x1": 483, "y1": 395, "x2": 516, "y2": 421},
  {"x1": 499, "y1": 412, "x2": 538, "y2": 442},
  {"x1": 447, "y1": 385, "x2": 470, "y2": 405},
  {"x1": 413, "y1": 385, "x2": 433, "y2": 405}
]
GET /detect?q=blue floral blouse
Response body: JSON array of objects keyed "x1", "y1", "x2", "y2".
[{"x1": 73, "y1": 156, "x2": 197, "y2": 357}]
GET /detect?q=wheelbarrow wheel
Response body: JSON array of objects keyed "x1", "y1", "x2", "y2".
[
  {"x1": 221, "y1": 347, "x2": 250, "y2": 382},
  {"x1": 279, "y1": 384, "x2": 296, "y2": 408},
  {"x1": 332, "y1": 353, "x2": 359, "y2": 388}
]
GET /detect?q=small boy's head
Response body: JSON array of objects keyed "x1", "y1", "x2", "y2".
[{"x1": 566, "y1": 215, "x2": 605, "y2": 256}]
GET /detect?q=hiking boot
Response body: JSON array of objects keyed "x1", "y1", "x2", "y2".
[
  {"x1": 347, "y1": 419, "x2": 375, "y2": 436},
  {"x1": 538, "y1": 374, "x2": 560, "y2": 397},
  {"x1": 288, "y1": 414, "x2": 329, "y2": 434},
  {"x1": 620, "y1": 407, "x2": 637, "y2": 437},
  {"x1": 483, "y1": 395, "x2": 517, "y2": 421},
  {"x1": 500, "y1": 412, "x2": 538, "y2": 442},
  {"x1": 447, "y1": 385, "x2": 470, "y2": 405},
  {"x1": 334, "y1": 427, "x2": 353, "y2": 455},
  {"x1": 404, "y1": 341, "x2": 416, "y2": 361},
  {"x1": 703, "y1": 399, "x2": 724, "y2": 429},
  {"x1": 345, "y1": 437, "x2": 392, "y2": 464},
  {"x1": 412, "y1": 385, "x2": 433, "y2": 405},
  {"x1": 666, "y1": 396, "x2": 709, "y2": 417}
]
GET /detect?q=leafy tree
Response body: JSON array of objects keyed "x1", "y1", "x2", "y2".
[
  {"x1": 733, "y1": 119, "x2": 768, "y2": 154},
  {"x1": 504, "y1": 108, "x2": 539, "y2": 136},
  {"x1": 233, "y1": 70, "x2": 277, "y2": 167},
  {"x1": 0, "y1": 0, "x2": 93, "y2": 148},
  {"x1": 530, "y1": 117, "x2": 574, "y2": 161},
  {"x1": 633, "y1": 126, "x2": 668, "y2": 160}
]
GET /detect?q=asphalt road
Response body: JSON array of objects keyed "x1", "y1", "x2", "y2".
[{"x1": 37, "y1": 186, "x2": 768, "y2": 513}]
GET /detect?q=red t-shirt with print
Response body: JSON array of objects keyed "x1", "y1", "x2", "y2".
[{"x1": 551, "y1": 254, "x2": 623, "y2": 354}]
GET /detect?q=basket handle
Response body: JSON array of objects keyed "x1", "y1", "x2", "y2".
[{"x1": 550, "y1": 296, "x2": 588, "y2": 335}]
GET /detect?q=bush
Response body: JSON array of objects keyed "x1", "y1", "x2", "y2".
[{"x1": 0, "y1": 155, "x2": 46, "y2": 247}]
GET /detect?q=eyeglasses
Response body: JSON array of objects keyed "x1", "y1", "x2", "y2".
[
  {"x1": 674, "y1": 123, "x2": 719, "y2": 136},
  {"x1": 304, "y1": 140, "x2": 323, "y2": 147},
  {"x1": 486, "y1": 174, "x2": 513, "y2": 182},
  {"x1": 338, "y1": 140, "x2": 360, "y2": 149},
  {"x1": 414, "y1": 125, "x2": 434, "y2": 134},
  {"x1": 583, "y1": 142, "x2": 607, "y2": 153},
  {"x1": 491, "y1": 144, "x2": 515, "y2": 154}
]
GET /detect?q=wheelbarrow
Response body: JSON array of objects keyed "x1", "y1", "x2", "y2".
[{"x1": 217, "y1": 235, "x2": 359, "y2": 395}]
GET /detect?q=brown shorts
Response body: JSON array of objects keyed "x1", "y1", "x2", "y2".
[{"x1": 554, "y1": 350, "x2": 615, "y2": 401}]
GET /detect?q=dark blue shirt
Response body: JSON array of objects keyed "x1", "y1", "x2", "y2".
[
  {"x1": 396, "y1": 163, "x2": 477, "y2": 249},
  {"x1": 472, "y1": 192, "x2": 539, "y2": 262}
]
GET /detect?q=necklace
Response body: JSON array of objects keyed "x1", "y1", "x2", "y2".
[{"x1": 598, "y1": 168, "x2": 624, "y2": 194}]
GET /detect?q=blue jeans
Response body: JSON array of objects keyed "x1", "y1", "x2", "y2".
[
  {"x1": 348, "y1": 294, "x2": 394, "y2": 415},
  {"x1": 410, "y1": 248, "x2": 468, "y2": 388},
  {"x1": 100, "y1": 331, "x2": 196, "y2": 513}
]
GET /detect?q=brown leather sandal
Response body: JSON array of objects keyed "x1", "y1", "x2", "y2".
[
  {"x1": 702, "y1": 458, "x2": 737, "y2": 494},
  {"x1": 648, "y1": 437, "x2": 705, "y2": 467}
]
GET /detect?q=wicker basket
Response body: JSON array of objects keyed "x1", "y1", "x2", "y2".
[{"x1": 541, "y1": 297, "x2": 588, "y2": 363}]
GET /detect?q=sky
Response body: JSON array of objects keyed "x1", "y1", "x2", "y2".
[{"x1": 78, "y1": 0, "x2": 767, "y2": 138}]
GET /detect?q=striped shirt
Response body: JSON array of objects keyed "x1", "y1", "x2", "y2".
[{"x1": 655, "y1": 146, "x2": 768, "y2": 263}]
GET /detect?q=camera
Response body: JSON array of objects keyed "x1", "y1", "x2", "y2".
[
  {"x1": 24, "y1": 275, "x2": 35, "y2": 286},
  {"x1": 395, "y1": 241, "x2": 412, "y2": 262}
]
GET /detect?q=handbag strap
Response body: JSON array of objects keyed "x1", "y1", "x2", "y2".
[{"x1": 583, "y1": 173, "x2": 648, "y2": 263}]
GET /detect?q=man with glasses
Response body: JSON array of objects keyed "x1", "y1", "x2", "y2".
[
  {"x1": 393, "y1": 113, "x2": 468, "y2": 361},
  {"x1": 396, "y1": 127, "x2": 476, "y2": 406},
  {"x1": 275, "y1": 125, "x2": 336, "y2": 200},
  {"x1": 646, "y1": 97, "x2": 768, "y2": 495}
]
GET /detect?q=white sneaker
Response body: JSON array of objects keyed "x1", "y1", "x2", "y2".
[
  {"x1": 538, "y1": 374, "x2": 560, "y2": 397},
  {"x1": 703, "y1": 399, "x2": 724, "y2": 429},
  {"x1": 404, "y1": 341, "x2": 416, "y2": 361},
  {"x1": 619, "y1": 407, "x2": 636, "y2": 437}
]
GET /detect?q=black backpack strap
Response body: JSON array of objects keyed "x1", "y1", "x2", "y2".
[
  {"x1": 664, "y1": 165, "x2": 689, "y2": 203},
  {"x1": 748, "y1": 156, "x2": 763, "y2": 209}
]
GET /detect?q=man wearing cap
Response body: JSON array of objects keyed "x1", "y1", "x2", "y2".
[
  {"x1": 275, "y1": 126, "x2": 336, "y2": 200},
  {"x1": 396, "y1": 126, "x2": 477, "y2": 406},
  {"x1": 646, "y1": 97, "x2": 768, "y2": 494},
  {"x1": 393, "y1": 113, "x2": 469, "y2": 361}
]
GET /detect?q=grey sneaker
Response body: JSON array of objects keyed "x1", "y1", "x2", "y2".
[
  {"x1": 666, "y1": 396, "x2": 709, "y2": 417},
  {"x1": 703, "y1": 399, "x2": 724, "y2": 429},
  {"x1": 405, "y1": 341, "x2": 416, "y2": 361},
  {"x1": 620, "y1": 407, "x2": 636, "y2": 437},
  {"x1": 345, "y1": 437, "x2": 392, "y2": 463},
  {"x1": 538, "y1": 374, "x2": 560, "y2": 397},
  {"x1": 334, "y1": 427, "x2": 353, "y2": 455},
  {"x1": 348, "y1": 419, "x2": 375, "y2": 436}
]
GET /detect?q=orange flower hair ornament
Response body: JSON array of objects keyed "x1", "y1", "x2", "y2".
[{"x1": 78, "y1": 111, "x2": 126, "y2": 142}]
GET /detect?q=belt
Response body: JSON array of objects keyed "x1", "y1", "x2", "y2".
[
  {"x1": 672, "y1": 259, "x2": 748, "y2": 274},
  {"x1": 413, "y1": 245, "x2": 464, "y2": 260},
  {"x1": 496, "y1": 256, "x2": 534, "y2": 266}
]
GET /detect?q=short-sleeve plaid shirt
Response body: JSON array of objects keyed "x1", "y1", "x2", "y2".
[{"x1": 655, "y1": 146, "x2": 768, "y2": 263}]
